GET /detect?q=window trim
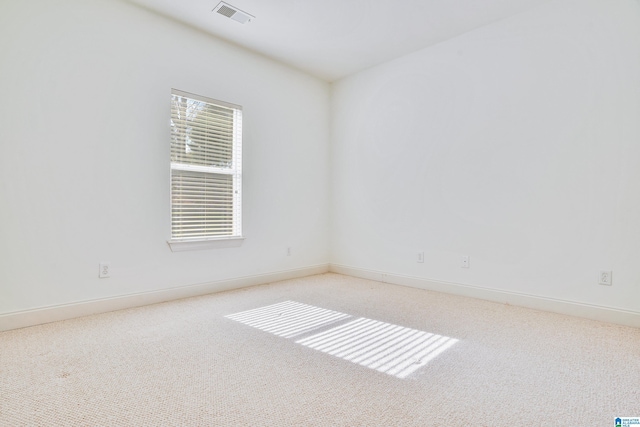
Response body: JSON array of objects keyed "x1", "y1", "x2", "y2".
[
  {"x1": 167, "y1": 89, "x2": 243, "y2": 251},
  {"x1": 167, "y1": 236, "x2": 245, "y2": 252}
]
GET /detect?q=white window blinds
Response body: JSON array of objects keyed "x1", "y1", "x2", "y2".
[{"x1": 170, "y1": 89, "x2": 242, "y2": 241}]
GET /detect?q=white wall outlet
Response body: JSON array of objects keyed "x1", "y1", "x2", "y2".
[
  {"x1": 599, "y1": 270, "x2": 612, "y2": 286},
  {"x1": 417, "y1": 252, "x2": 424, "y2": 263},
  {"x1": 99, "y1": 262, "x2": 111, "y2": 279},
  {"x1": 286, "y1": 247, "x2": 292, "y2": 256},
  {"x1": 461, "y1": 255, "x2": 470, "y2": 268}
]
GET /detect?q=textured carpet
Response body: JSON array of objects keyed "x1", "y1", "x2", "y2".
[{"x1": 1, "y1": 273, "x2": 639, "y2": 426}]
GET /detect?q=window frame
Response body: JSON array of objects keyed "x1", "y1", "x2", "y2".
[{"x1": 167, "y1": 89, "x2": 244, "y2": 252}]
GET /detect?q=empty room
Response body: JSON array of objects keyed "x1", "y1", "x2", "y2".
[{"x1": 1, "y1": 0, "x2": 639, "y2": 425}]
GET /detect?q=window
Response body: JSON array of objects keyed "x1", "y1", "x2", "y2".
[{"x1": 168, "y1": 89, "x2": 243, "y2": 251}]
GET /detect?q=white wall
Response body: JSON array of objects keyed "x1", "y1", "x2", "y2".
[
  {"x1": 331, "y1": 0, "x2": 640, "y2": 312},
  {"x1": 0, "y1": 0, "x2": 329, "y2": 315},
  {"x1": 2, "y1": 0, "x2": 639, "y2": 325}
]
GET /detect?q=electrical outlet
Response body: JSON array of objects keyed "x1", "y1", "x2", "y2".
[
  {"x1": 461, "y1": 255, "x2": 470, "y2": 268},
  {"x1": 99, "y1": 262, "x2": 111, "y2": 279},
  {"x1": 286, "y1": 247, "x2": 292, "y2": 256},
  {"x1": 599, "y1": 270, "x2": 612, "y2": 286},
  {"x1": 417, "y1": 252, "x2": 424, "y2": 263}
]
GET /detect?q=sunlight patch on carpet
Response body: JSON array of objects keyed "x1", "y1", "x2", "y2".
[
  {"x1": 296, "y1": 318, "x2": 458, "y2": 378},
  {"x1": 226, "y1": 301, "x2": 458, "y2": 379},
  {"x1": 225, "y1": 301, "x2": 351, "y2": 338}
]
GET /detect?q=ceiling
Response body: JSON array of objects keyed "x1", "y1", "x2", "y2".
[{"x1": 127, "y1": 0, "x2": 551, "y2": 82}]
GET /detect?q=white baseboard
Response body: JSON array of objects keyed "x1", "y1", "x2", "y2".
[
  {"x1": 0, "y1": 264, "x2": 329, "y2": 332},
  {"x1": 5, "y1": 263, "x2": 637, "y2": 332},
  {"x1": 330, "y1": 263, "x2": 640, "y2": 328}
]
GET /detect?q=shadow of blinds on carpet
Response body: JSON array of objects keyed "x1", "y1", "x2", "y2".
[{"x1": 226, "y1": 301, "x2": 458, "y2": 379}]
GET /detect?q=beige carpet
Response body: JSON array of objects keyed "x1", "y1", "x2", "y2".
[{"x1": 1, "y1": 273, "x2": 639, "y2": 426}]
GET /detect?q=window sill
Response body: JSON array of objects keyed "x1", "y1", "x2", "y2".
[{"x1": 167, "y1": 237, "x2": 245, "y2": 252}]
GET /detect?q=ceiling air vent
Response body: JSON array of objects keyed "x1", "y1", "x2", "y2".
[{"x1": 213, "y1": 2, "x2": 254, "y2": 24}]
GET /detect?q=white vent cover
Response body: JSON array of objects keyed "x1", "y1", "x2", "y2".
[{"x1": 213, "y1": 2, "x2": 254, "y2": 24}]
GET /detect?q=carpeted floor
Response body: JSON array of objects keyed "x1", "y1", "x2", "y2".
[{"x1": 1, "y1": 273, "x2": 639, "y2": 426}]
